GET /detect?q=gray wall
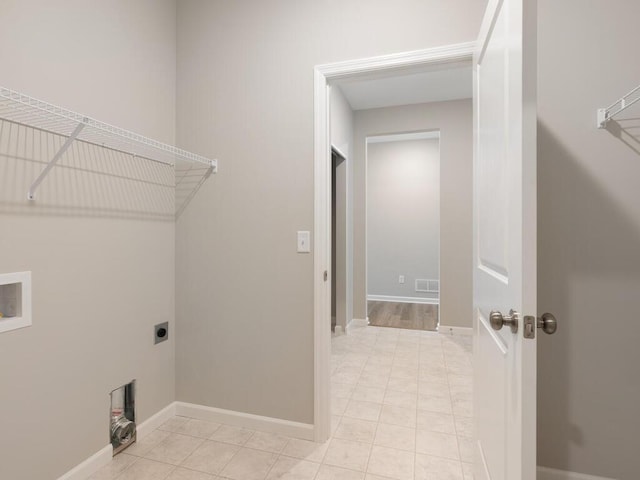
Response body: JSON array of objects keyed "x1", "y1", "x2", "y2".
[
  {"x1": 0, "y1": 1, "x2": 177, "y2": 479},
  {"x1": 330, "y1": 87, "x2": 354, "y2": 331},
  {"x1": 537, "y1": 1, "x2": 640, "y2": 479},
  {"x1": 175, "y1": 0, "x2": 485, "y2": 424},
  {"x1": 354, "y1": 100, "x2": 473, "y2": 328},
  {"x1": 367, "y1": 138, "x2": 440, "y2": 300},
  {"x1": 5, "y1": 1, "x2": 636, "y2": 478}
]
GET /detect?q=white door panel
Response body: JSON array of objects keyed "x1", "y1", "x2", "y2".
[
  {"x1": 477, "y1": 4, "x2": 509, "y2": 281},
  {"x1": 476, "y1": 318, "x2": 508, "y2": 480},
  {"x1": 473, "y1": 0, "x2": 537, "y2": 479}
]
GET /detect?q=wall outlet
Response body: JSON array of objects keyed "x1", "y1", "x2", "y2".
[
  {"x1": 154, "y1": 322, "x2": 169, "y2": 344},
  {"x1": 399, "y1": 275, "x2": 405, "y2": 284}
]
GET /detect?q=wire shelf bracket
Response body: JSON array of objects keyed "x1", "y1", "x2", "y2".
[
  {"x1": 27, "y1": 121, "x2": 85, "y2": 200},
  {"x1": 0, "y1": 86, "x2": 218, "y2": 200},
  {"x1": 597, "y1": 83, "x2": 640, "y2": 128}
]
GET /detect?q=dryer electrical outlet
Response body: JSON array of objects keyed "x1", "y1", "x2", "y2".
[{"x1": 154, "y1": 322, "x2": 169, "y2": 344}]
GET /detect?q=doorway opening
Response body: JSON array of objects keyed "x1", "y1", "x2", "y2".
[
  {"x1": 331, "y1": 147, "x2": 347, "y2": 334},
  {"x1": 314, "y1": 43, "x2": 475, "y2": 441},
  {"x1": 365, "y1": 131, "x2": 440, "y2": 332}
]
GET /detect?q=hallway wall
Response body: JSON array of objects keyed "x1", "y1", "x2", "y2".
[
  {"x1": 0, "y1": 1, "x2": 177, "y2": 478},
  {"x1": 353, "y1": 100, "x2": 473, "y2": 328},
  {"x1": 367, "y1": 138, "x2": 441, "y2": 301},
  {"x1": 537, "y1": 1, "x2": 640, "y2": 478},
  {"x1": 175, "y1": 0, "x2": 485, "y2": 424},
  {"x1": 330, "y1": 87, "x2": 354, "y2": 332}
]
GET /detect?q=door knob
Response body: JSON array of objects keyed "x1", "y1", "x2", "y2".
[
  {"x1": 537, "y1": 312, "x2": 557, "y2": 335},
  {"x1": 523, "y1": 313, "x2": 558, "y2": 338},
  {"x1": 489, "y1": 309, "x2": 519, "y2": 333}
]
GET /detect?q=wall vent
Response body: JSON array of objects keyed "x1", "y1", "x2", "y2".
[{"x1": 415, "y1": 279, "x2": 439, "y2": 293}]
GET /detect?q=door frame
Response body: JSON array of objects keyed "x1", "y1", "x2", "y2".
[
  {"x1": 330, "y1": 145, "x2": 348, "y2": 334},
  {"x1": 313, "y1": 41, "x2": 476, "y2": 441}
]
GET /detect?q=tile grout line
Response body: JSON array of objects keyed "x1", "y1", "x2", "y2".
[
  {"x1": 260, "y1": 437, "x2": 292, "y2": 480},
  {"x1": 413, "y1": 337, "x2": 428, "y2": 480},
  {"x1": 445, "y1": 340, "x2": 468, "y2": 475},
  {"x1": 361, "y1": 327, "x2": 383, "y2": 477},
  {"x1": 363, "y1": 329, "x2": 399, "y2": 477}
]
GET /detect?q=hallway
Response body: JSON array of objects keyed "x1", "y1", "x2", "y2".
[
  {"x1": 89, "y1": 325, "x2": 473, "y2": 480},
  {"x1": 367, "y1": 302, "x2": 439, "y2": 331}
]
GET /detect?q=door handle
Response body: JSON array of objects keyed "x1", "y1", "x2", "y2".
[
  {"x1": 489, "y1": 309, "x2": 519, "y2": 334},
  {"x1": 537, "y1": 313, "x2": 557, "y2": 335},
  {"x1": 523, "y1": 313, "x2": 558, "y2": 338}
]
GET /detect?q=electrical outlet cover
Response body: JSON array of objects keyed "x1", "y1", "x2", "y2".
[{"x1": 154, "y1": 322, "x2": 169, "y2": 344}]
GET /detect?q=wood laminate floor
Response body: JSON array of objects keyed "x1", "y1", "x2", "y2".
[{"x1": 367, "y1": 301, "x2": 438, "y2": 331}]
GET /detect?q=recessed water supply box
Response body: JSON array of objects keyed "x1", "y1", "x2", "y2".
[
  {"x1": 110, "y1": 380, "x2": 136, "y2": 455},
  {"x1": 0, "y1": 271, "x2": 32, "y2": 334}
]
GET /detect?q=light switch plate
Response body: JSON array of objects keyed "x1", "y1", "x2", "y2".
[{"x1": 297, "y1": 231, "x2": 311, "y2": 253}]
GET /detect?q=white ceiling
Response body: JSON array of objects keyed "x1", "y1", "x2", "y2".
[{"x1": 334, "y1": 64, "x2": 472, "y2": 111}]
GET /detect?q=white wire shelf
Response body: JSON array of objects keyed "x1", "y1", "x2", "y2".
[
  {"x1": 597, "y1": 83, "x2": 640, "y2": 128},
  {"x1": 0, "y1": 86, "x2": 217, "y2": 200}
]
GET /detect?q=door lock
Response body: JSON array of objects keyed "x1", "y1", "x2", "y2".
[{"x1": 523, "y1": 313, "x2": 558, "y2": 339}]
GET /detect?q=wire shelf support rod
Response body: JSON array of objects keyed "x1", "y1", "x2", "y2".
[
  {"x1": 597, "y1": 83, "x2": 640, "y2": 128},
  {"x1": 27, "y1": 120, "x2": 86, "y2": 200}
]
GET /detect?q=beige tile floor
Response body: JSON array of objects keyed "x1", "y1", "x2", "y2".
[{"x1": 90, "y1": 324, "x2": 474, "y2": 480}]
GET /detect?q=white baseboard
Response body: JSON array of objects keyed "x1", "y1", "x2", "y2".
[
  {"x1": 175, "y1": 402, "x2": 315, "y2": 441},
  {"x1": 346, "y1": 318, "x2": 369, "y2": 333},
  {"x1": 438, "y1": 325, "x2": 473, "y2": 336},
  {"x1": 56, "y1": 444, "x2": 112, "y2": 480},
  {"x1": 136, "y1": 402, "x2": 177, "y2": 439},
  {"x1": 537, "y1": 466, "x2": 617, "y2": 480},
  {"x1": 56, "y1": 402, "x2": 176, "y2": 480},
  {"x1": 367, "y1": 294, "x2": 439, "y2": 305},
  {"x1": 57, "y1": 400, "x2": 312, "y2": 479}
]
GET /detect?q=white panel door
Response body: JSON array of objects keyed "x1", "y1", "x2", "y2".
[{"x1": 473, "y1": 0, "x2": 537, "y2": 479}]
